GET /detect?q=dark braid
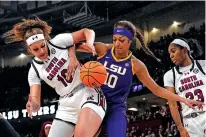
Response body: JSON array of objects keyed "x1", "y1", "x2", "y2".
[{"x1": 135, "y1": 29, "x2": 161, "y2": 62}]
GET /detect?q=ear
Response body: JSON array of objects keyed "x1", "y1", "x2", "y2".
[
  {"x1": 128, "y1": 39, "x2": 132, "y2": 44},
  {"x1": 27, "y1": 47, "x2": 32, "y2": 53},
  {"x1": 183, "y1": 48, "x2": 188, "y2": 54}
]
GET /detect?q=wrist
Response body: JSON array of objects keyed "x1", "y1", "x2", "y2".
[
  {"x1": 68, "y1": 45, "x2": 76, "y2": 56},
  {"x1": 179, "y1": 96, "x2": 185, "y2": 102},
  {"x1": 70, "y1": 55, "x2": 77, "y2": 61},
  {"x1": 30, "y1": 95, "x2": 41, "y2": 104},
  {"x1": 30, "y1": 95, "x2": 40, "y2": 99},
  {"x1": 177, "y1": 124, "x2": 184, "y2": 130},
  {"x1": 69, "y1": 51, "x2": 77, "y2": 58},
  {"x1": 86, "y1": 40, "x2": 94, "y2": 45}
]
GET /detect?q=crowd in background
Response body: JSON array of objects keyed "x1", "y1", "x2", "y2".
[{"x1": 0, "y1": 23, "x2": 205, "y2": 137}]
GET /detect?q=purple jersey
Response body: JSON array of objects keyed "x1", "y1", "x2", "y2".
[{"x1": 98, "y1": 47, "x2": 133, "y2": 108}]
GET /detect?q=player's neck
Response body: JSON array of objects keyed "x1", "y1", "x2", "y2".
[
  {"x1": 180, "y1": 57, "x2": 192, "y2": 67},
  {"x1": 114, "y1": 50, "x2": 129, "y2": 59}
]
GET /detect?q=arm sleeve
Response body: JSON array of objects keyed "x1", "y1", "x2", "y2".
[
  {"x1": 28, "y1": 66, "x2": 41, "y2": 86},
  {"x1": 51, "y1": 33, "x2": 74, "y2": 48},
  {"x1": 163, "y1": 70, "x2": 174, "y2": 87}
]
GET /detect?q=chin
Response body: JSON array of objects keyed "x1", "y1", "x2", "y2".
[
  {"x1": 39, "y1": 54, "x2": 48, "y2": 61},
  {"x1": 175, "y1": 62, "x2": 182, "y2": 66},
  {"x1": 117, "y1": 50, "x2": 123, "y2": 54},
  {"x1": 42, "y1": 58, "x2": 47, "y2": 61}
]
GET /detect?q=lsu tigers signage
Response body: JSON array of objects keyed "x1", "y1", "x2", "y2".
[{"x1": 1, "y1": 104, "x2": 57, "y2": 120}]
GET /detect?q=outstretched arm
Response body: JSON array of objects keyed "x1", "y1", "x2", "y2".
[
  {"x1": 133, "y1": 58, "x2": 203, "y2": 108},
  {"x1": 75, "y1": 42, "x2": 113, "y2": 57}
]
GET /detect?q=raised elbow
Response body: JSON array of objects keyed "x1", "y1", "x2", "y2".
[{"x1": 83, "y1": 28, "x2": 94, "y2": 34}]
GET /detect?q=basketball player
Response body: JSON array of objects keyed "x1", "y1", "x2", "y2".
[
  {"x1": 39, "y1": 121, "x2": 52, "y2": 137},
  {"x1": 76, "y1": 20, "x2": 204, "y2": 137},
  {"x1": 3, "y1": 17, "x2": 106, "y2": 137},
  {"x1": 0, "y1": 113, "x2": 21, "y2": 137},
  {"x1": 164, "y1": 38, "x2": 206, "y2": 137}
]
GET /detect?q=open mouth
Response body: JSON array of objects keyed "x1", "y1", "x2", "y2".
[{"x1": 40, "y1": 53, "x2": 46, "y2": 58}]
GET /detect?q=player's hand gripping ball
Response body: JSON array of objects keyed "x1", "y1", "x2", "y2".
[{"x1": 80, "y1": 61, "x2": 107, "y2": 88}]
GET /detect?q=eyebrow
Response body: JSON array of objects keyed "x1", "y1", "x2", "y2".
[
  {"x1": 168, "y1": 48, "x2": 176, "y2": 52},
  {"x1": 41, "y1": 41, "x2": 45, "y2": 46},
  {"x1": 170, "y1": 48, "x2": 176, "y2": 50}
]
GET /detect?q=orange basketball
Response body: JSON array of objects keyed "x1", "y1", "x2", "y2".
[{"x1": 80, "y1": 61, "x2": 107, "y2": 88}]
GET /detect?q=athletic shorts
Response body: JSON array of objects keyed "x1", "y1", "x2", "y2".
[
  {"x1": 55, "y1": 84, "x2": 107, "y2": 124},
  {"x1": 183, "y1": 111, "x2": 206, "y2": 137}
]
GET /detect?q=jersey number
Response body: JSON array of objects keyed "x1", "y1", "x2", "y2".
[
  {"x1": 57, "y1": 69, "x2": 73, "y2": 87},
  {"x1": 105, "y1": 74, "x2": 118, "y2": 88},
  {"x1": 185, "y1": 89, "x2": 204, "y2": 103}
]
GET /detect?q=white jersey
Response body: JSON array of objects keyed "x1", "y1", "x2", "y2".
[
  {"x1": 164, "y1": 60, "x2": 206, "y2": 117},
  {"x1": 28, "y1": 33, "x2": 82, "y2": 96}
]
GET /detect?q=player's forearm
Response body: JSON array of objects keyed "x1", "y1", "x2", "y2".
[
  {"x1": 153, "y1": 86, "x2": 185, "y2": 102},
  {"x1": 168, "y1": 101, "x2": 184, "y2": 129},
  {"x1": 30, "y1": 84, "x2": 41, "y2": 98},
  {"x1": 83, "y1": 28, "x2": 95, "y2": 44},
  {"x1": 68, "y1": 45, "x2": 77, "y2": 56},
  {"x1": 68, "y1": 46, "x2": 79, "y2": 65},
  {"x1": 30, "y1": 84, "x2": 41, "y2": 109},
  {"x1": 74, "y1": 43, "x2": 92, "y2": 53}
]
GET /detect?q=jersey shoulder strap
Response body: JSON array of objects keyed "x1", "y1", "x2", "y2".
[
  {"x1": 31, "y1": 60, "x2": 40, "y2": 79},
  {"x1": 172, "y1": 67, "x2": 176, "y2": 93}
]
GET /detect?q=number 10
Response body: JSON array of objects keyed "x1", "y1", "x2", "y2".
[{"x1": 105, "y1": 74, "x2": 118, "y2": 88}]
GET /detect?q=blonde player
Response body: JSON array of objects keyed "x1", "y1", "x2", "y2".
[
  {"x1": 164, "y1": 38, "x2": 206, "y2": 137},
  {"x1": 3, "y1": 17, "x2": 106, "y2": 137}
]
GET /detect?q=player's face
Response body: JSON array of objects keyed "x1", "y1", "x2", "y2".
[
  {"x1": 28, "y1": 40, "x2": 48, "y2": 61},
  {"x1": 113, "y1": 34, "x2": 131, "y2": 55},
  {"x1": 44, "y1": 126, "x2": 51, "y2": 137},
  {"x1": 168, "y1": 44, "x2": 186, "y2": 66}
]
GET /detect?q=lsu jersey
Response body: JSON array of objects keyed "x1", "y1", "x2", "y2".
[
  {"x1": 97, "y1": 47, "x2": 134, "y2": 107},
  {"x1": 28, "y1": 33, "x2": 82, "y2": 96},
  {"x1": 164, "y1": 60, "x2": 206, "y2": 117}
]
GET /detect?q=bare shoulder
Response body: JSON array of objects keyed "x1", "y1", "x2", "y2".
[{"x1": 131, "y1": 56, "x2": 146, "y2": 74}]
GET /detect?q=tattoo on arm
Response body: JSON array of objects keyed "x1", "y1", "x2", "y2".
[{"x1": 32, "y1": 103, "x2": 39, "y2": 111}]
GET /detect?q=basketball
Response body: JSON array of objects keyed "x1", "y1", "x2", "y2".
[{"x1": 80, "y1": 61, "x2": 107, "y2": 88}]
